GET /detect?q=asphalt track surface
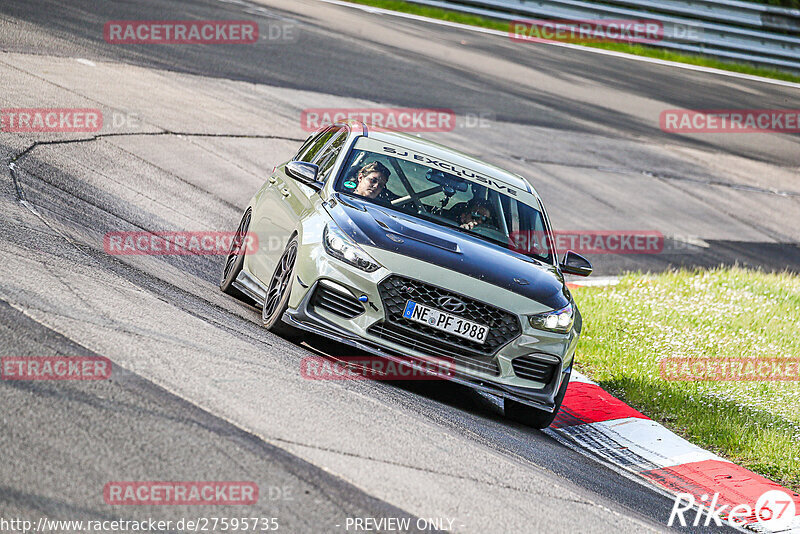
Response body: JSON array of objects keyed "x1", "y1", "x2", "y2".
[{"x1": 0, "y1": 0, "x2": 797, "y2": 532}]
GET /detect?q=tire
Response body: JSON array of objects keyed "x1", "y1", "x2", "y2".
[
  {"x1": 261, "y1": 237, "x2": 302, "y2": 339},
  {"x1": 504, "y1": 369, "x2": 572, "y2": 429},
  {"x1": 220, "y1": 209, "x2": 253, "y2": 303}
]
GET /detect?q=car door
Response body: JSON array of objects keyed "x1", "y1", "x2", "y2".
[{"x1": 248, "y1": 126, "x2": 342, "y2": 284}]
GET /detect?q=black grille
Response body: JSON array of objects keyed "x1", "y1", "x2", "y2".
[
  {"x1": 367, "y1": 322, "x2": 500, "y2": 375},
  {"x1": 369, "y1": 275, "x2": 522, "y2": 375},
  {"x1": 310, "y1": 283, "x2": 365, "y2": 319},
  {"x1": 511, "y1": 355, "x2": 558, "y2": 384}
]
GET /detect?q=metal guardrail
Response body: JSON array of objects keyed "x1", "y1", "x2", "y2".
[
  {"x1": 403, "y1": 0, "x2": 800, "y2": 71},
  {"x1": 595, "y1": 0, "x2": 800, "y2": 32}
]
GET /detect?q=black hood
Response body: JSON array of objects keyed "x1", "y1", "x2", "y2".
[{"x1": 326, "y1": 194, "x2": 570, "y2": 310}]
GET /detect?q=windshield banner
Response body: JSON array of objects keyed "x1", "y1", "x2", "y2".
[{"x1": 353, "y1": 137, "x2": 529, "y2": 198}]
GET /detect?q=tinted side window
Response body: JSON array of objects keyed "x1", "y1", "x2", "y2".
[
  {"x1": 297, "y1": 127, "x2": 336, "y2": 163},
  {"x1": 315, "y1": 131, "x2": 347, "y2": 180},
  {"x1": 294, "y1": 131, "x2": 322, "y2": 160}
]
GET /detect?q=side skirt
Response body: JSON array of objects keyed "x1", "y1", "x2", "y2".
[{"x1": 233, "y1": 268, "x2": 268, "y2": 307}]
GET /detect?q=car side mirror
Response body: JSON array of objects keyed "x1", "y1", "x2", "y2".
[
  {"x1": 560, "y1": 250, "x2": 593, "y2": 277},
  {"x1": 286, "y1": 161, "x2": 323, "y2": 191}
]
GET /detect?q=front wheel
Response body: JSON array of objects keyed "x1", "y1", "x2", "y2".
[
  {"x1": 504, "y1": 369, "x2": 572, "y2": 429},
  {"x1": 261, "y1": 237, "x2": 302, "y2": 339}
]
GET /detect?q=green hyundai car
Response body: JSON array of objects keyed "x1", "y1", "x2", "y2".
[{"x1": 221, "y1": 120, "x2": 592, "y2": 428}]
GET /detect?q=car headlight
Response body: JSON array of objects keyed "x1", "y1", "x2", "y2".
[
  {"x1": 323, "y1": 223, "x2": 381, "y2": 273},
  {"x1": 528, "y1": 303, "x2": 574, "y2": 333}
]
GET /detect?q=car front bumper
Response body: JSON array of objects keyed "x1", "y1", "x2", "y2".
[{"x1": 279, "y1": 241, "x2": 579, "y2": 412}]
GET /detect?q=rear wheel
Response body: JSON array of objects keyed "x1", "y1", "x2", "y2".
[
  {"x1": 262, "y1": 237, "x2": 302, "y2": 339},
  {"x1": 220, "y1": 209, "x2": 252, "y2": 302},
  {"x1": 505, "y1": 369, "x2": 572, "y2": 429}
]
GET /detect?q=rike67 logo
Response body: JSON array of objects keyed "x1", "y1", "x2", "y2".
[{"x1": 669, "y1": 490, "x2": 797, "y2": 530}]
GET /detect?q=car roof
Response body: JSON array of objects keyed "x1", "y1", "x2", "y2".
[{"x1": 337, "y1": 120, "x2": 536, "y2": 197}]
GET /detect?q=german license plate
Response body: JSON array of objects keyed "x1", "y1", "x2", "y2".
[{"x1": 402, "y1": 300, "x2": 488, "y2": 343}]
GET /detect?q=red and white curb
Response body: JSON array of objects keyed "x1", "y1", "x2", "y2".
[
  {"x1": 545, "y1": 371, "x2": 800, "y2": 532},
  {"x1": 566, "y1": 276, "x2": 620, "y2": 289}
]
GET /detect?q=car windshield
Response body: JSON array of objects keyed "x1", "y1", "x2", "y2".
[{"x1": 334, "y1": 139, "x2": 553, "y2": 264}]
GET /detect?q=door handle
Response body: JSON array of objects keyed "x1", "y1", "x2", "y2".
[
  {"x1": 268, "y1": 176, "x2": 277, "y2": 184},
  {"x1": 281, "y1": 188, "x2": 291, "y2": 197}
]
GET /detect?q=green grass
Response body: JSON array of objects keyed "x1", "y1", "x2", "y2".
[
  {"x1": 571, "y1": 268, "x2": 800, "y2": 492},
  {"x1": 346, "y1": 0, "x2": 800, "y2": 83}
]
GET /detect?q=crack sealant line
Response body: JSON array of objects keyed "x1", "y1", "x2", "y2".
[
  {"x1": 4, "y1": 130, "x2": 305, "y2": 201},
  {"x1": 8, "y1": 130, "x2": 305, "y2": 163},
  {"x1": 8, "y1": 161, "x2": 27, "y2": 203}
]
